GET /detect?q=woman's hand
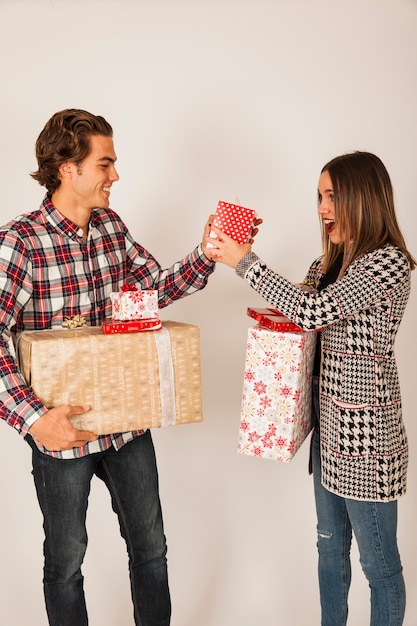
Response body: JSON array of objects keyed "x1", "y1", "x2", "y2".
[
  {"x1": 202, "y1": 214, "x2": 262, "y2": 266},
  {"x1": 248, "y1": 216, "x2": 263, "y2": 244},
  {"x1": 206, "y1": 224, "x2": 252, "y2": 268}
]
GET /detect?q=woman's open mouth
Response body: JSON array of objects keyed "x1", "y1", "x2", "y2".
[{"x1": 324, "y1": 219, "x2": 335, "y2": 235}]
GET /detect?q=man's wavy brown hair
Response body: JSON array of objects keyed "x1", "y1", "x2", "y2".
[{"x1": 31, "y1": 108, "x2": 113, "y2": 194}]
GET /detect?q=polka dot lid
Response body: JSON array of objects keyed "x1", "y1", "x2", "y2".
[{"x1": 210, "y1": 200, "x2": 256, "y2": 245}]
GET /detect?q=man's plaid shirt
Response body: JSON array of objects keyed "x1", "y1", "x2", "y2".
[{"x1": 0, "y1": 195, "x2": 215, "y2": 458}]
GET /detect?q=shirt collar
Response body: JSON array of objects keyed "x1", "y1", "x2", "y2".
[{"x1": 41, "y1": 194, "x2": 90, "y2": 240}]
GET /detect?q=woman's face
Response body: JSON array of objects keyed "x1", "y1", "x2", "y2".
[{"x1": 317, "y1": 170, "x2": 344, "y2": 245}]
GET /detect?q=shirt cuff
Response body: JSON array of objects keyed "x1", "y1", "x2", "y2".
[
  {"x1": 197, "y1": 244, "x2": 216, "y2": 269},
  {"x1": 235, "y1": 252, "x2": 261, "y2": 278}
]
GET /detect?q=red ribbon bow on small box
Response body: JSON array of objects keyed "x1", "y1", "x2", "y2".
[{"x1": 120, "y1": 283, "x2": 138, "y2": 292}]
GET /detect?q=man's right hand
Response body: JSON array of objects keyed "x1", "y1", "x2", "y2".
[{"x1": 28, "y1": 405, "x2": 98, "y2": 451}]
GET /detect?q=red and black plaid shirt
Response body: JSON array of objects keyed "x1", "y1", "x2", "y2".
[{"x1": 0, "y1": 195, "x2": 214, "y2": 458}]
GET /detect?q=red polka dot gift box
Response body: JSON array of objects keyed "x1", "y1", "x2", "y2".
[{"x1": 207, "y1": 200, "x2": 256, "y2": 247}]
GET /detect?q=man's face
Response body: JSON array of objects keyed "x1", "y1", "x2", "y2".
[{"x1": 70, "y1": 134, "x2": 119, "y2": 209}]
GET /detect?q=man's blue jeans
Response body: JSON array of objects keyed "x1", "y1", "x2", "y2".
[
  {"x1": 311, "y1": 378, "x2": 406, "y2": 625},
  {"x1": 28, "y1": 430, "x2": 171, "y2": 626}
]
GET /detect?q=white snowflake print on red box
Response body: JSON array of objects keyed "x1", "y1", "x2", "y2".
[
  {"x1": 238, "y1": 324, "x2": 316, "y2": 462},
  {"x1": 207, "y1": 200, "x2": 256, "y2": 247}
]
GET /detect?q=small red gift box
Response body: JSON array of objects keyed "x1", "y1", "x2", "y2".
[
  {"x1": 247, "y1": 307, "x2": 304, "y2": 332},
  {"x1": 207, "y1": 200, "x2": 256, "y2": 247},
  {"x1": 102, "y1": 318, "x2": 162, "y2": 334}
]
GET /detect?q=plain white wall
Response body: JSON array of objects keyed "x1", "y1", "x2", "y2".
[{"x1": 0, "y1": 0, "x2": 416, "y2": 624}]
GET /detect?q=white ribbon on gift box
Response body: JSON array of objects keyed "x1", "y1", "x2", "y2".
[{"x1": 153, "y1": 326, "x2": 177, "y2": 427}]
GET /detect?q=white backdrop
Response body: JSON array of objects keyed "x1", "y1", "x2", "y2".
[{"x1": 0, "y1": 1, "x2": 416, "y2": 625}]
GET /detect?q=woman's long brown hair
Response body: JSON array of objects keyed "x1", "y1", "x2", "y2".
[{"x1": 320, "y1": 151, "x2": 416, "y2": 274}]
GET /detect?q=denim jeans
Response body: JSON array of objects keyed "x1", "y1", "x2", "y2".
[
  {"x1": 28, "y1": 430, "x2": 171, "y2": 626},
  {"x1": 311, "y1": 377, "x2": 406, "y2": 625}
]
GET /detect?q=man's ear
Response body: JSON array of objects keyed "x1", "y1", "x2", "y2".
[{"x1": 58, "y1": 161, "x2": 74, "y2": 180}]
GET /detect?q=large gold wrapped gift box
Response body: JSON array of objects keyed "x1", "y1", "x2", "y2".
[{"x1": 17, "y1": 321, "x2": 203, "y2": 435}]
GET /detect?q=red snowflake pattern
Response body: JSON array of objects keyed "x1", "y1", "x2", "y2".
[
  {"x1": 276, "y1": 436, "x2": 287, "y2": 448},
  {"x1": 261, "y1": 436, "x2": 274, "y2": 448},
  {"x1": 280, "y1": 385, "x2": 292, "y2": 397},
  {"x1": 259, "y1": 396, "x2": 272, "y2": 410},
  {"x1": 267, "y1": 423, "x2": 277, "y2": 436},
  {"x1": 253, "y1": 381, "x2": 267, "y2": 395},
  {"x1": 130, "y1": 292, "x2": 144, "y2": 303}
]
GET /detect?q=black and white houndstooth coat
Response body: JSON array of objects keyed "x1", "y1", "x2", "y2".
[{"x1": 237, "y1": 245, "x2": 411, "y2": 502}]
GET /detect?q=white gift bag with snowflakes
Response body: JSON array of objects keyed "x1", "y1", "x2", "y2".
[{"x1": 238, "y1": 324, "x2": 316, "y2": 462}]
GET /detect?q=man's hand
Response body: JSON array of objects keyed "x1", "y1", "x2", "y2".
[
  {"x1": 28, "y1": 405, "x2": 98, "y2": 451},
  {"x1": 201, "y1": 214, "x2": 216, "y2": 257}
]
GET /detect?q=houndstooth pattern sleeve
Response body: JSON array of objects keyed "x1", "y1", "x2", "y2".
[{"x1": 238, "y1": 247, "x2": 410, "y2": 332}]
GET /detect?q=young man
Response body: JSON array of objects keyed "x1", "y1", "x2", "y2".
[{"x1": 0, "y1": 109, "x2": 216, "y2": 626}]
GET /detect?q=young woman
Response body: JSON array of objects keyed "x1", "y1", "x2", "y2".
[{"x1": 207, "y1": 151, "x2": 415, "y2": 626}]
